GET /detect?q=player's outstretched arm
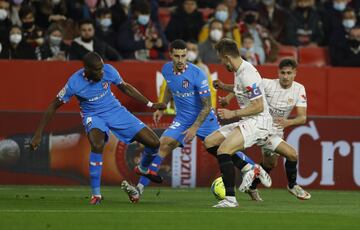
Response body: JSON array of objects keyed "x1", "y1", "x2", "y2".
[
  {"x1": 276, "y1": 106, "x2": 307, "y2": 129},
  {"x1": 31, "y1": 98, "x2": 64, "y2": 150},
  {"x1": 218, "y1": 97, "x2": 264, "y2": 120},
  {"x1": 219, "y1": 92, "x2": 235, "y2": 107},
  {"x1": 117, "y1": 82, "x2": 166, "y2": 110},
  {"x1": 213, "y1": 80, "x2": 234, "y2": 92}
]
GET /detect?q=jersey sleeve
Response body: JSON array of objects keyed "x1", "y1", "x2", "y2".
[
  {"x1": 57, "y1": 82, "x2": 74, "y2": 103},
  {"x1": 296, "y1": 85, "x2": 307, "y2": 107},
  {"x1": 241, "y1": 71, "x2": 263, "y2": 100},
  {"x1": 107, "y1": 64, "x2": 123, "y2": 85},
  {"x1": 195, "y1": 69, "x2": 211, "y2": 97}
]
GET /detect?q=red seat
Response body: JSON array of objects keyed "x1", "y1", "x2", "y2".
[
  {"x1": 298, "y1": 47, "x2": 329, "y2": 67},
  {"x1": 274, "y1": 45, "x2": 298, "y2": 64},
  {"x1": 158, "y1": 7, "x2": 172, "y2": 28}
]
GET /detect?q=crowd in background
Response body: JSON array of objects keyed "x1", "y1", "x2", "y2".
[{"x1": 0, "y1": 0, "x2": 359, "y2": 66}]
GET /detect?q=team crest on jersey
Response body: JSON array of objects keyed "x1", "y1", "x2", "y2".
[
  {"x1": 102, "y1": 82, "x2": 109, "y2": 89},
  {"x1": 182, "y1": 80, "x2": 190, "y2": 88},
  {"x1": 57, "y1": 86, "x2": 67, "y2": 98},
  {"x1": 288, "y1": 98, "x2": 294, "y2": 104}
]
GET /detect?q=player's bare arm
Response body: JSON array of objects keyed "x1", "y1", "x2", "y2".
[
  {"x1": 31, "y1": 98, "x2": 64, "y2": 150},
  {"x1": 218, "y1": 96, "x2": 264, "y2": 120},
  {"x1": 276, "y1": 106, "x2": 307, "y2": 129},
  {"x1": 219, "y1": 92, "x2": 235, "y2": 107},
  {"x1": 117, "y1": 82, "x2": 166, "y2": 110},
  {"x1": 183, "y1": 96, "x2": 212, "y2": 143},
  {"x1": 213, "y1": 80, "x2": 234, "y2": 92},
  {"x1": 153, "y1": 85, "x2": 172, "y2": 124}
]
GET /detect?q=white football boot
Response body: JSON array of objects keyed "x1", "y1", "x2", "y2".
[{"x1": 287, "y1": 185, "x2": 311, "y2": 200}]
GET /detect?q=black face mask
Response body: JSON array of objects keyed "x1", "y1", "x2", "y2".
[
  {"x1": 22, "y1": 21, "x2": 34, "y2": 30},
  {"x1": 348, "y1": 39, "x2": 360, "y2": 48},
  {"x1": 244, "y1": 14, "x2": 256, "y2": 24}
]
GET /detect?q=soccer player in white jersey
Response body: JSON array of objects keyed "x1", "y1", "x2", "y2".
[
  {"x1": 218, "y1": 58, "x2": 311, "y2": 201},
  {"x1": 204, "y1": 38, "x2": 275, "y2": 208}
]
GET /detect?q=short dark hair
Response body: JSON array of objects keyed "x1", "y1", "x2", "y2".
[
  {"x1": 209, "y1": 19, "x2": 224, "y2": 30},
  {"x1": 19, "y1": 5, "x2": 34, "y2": 19},
  {"x1": 79, "y1": 19, "x2": 94, "y2": 28},
  {"x1": 215, "y1": 38, "x2": 240, "y2": 58},
  {"x1": 242, "y1": 33, "x2": 254, "y2": 42},
  {"x1": 169, "y1": 39, "x2": 187, "y2": 51},
  {"x1": 133, "y1": 0, "x2": 151, "y2": 14},
  {"x1": 83, "y1": 52, "x2": 103, "y2": 67},
  {"x1": 96, "y1": 8, "x2": 111, "y2": 18},
  {"x1": 279, "y1": 58, "x2": 298, "y2": 69}
]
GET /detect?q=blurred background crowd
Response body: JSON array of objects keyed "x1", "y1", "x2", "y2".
[{"x1": 0, "y1": 0, "x2": 359, "y2": 66}]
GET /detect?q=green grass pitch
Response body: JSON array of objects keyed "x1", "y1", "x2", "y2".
[{"x1": 0, "y1": 186, "x2": 359, "y2": 230}]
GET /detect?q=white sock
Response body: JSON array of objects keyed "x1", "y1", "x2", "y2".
[
  {"x1": 137, "y1": 183, "x2": 144, "y2": 195},
  {"x1": 225, "y1": 196, "x2": 237, "y2": 203}
]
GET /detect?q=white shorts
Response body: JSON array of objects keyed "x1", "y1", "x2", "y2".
[
  {"x1": 218, "y1": 117, "x2": 272, "y2": 149},
  {"x1": 261, "y1": 126, "x2": 284, "y2": 156}
]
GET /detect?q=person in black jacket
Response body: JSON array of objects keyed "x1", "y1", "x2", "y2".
[
  {"x1": 95, "y1": 8, "x2": 117, "y2": 50},
  {"x1": 165, "y1": 0, "x2": 204, "y2": 42},
  {"x1": 0, "y1": 25, "x2": 36, "y2": 60},
  {"x1": 69, "y1": 19, "x2": 121, "y2": 61},
  {"x1": 330, "y1": 27, "x2": 360, "y2": 66},
  {"x1": 38, "y1": 23, "x2": 70, "y2": 60}
]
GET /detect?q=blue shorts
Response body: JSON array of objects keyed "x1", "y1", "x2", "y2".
[
  {"x1": 82, "y1": 106, "x2": 145, "y2": 144},
  {"x1": 162, "y1": 111, "x2": 220, "y2": 146}
]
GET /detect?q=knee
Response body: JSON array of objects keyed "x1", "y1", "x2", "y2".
[
  {"x1": 148, "y1": 138, "x2": 160, "y2": 149},
  {"x1": 91, "y1": 140, "x2": 105, "y2": 153},
  {"x1": 204, "y1": 136, "x2": 216, "y2": 149}
]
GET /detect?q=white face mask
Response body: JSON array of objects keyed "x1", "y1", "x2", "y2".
[
  {"x1": 50, "y1": 35, "x2": 62, "y2": 45},
  {"x1": 215, "y1": 10, "x2": 228, "y2": 22},
  {"x1": 52, "y1": 0, "x2": 61, "y2": 5},
  {"x1": 137, "y1": 14, "x2": 150, "y2": 25},
  {"x1": 0, "y1": 9, "x2": 8, "y2": 21},
  {"x1": 100, "y1": 18, "x2": 112, "y2": 28},
  {"x1": 187, "y1": 50, "x2": 197, "y2": 62},
  {"x1": 210, "y1": 29, "x2": 223, "y2": 42},
  {"x1": 10, "y1": 34, "x2": 22, "y2": 44},
  {"x1": 342, "y1": 19, "x2": 355, "y2": 29},
  {"x1": 333, "y1": 2, "x2": 346, "y2": 11},
  {"x1": 120, "y1": 0, "x2": 131, "y2": 7}
]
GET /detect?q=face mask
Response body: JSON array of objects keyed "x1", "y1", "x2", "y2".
[
  {"x1": 52, "y1": 0, "x2": 61, "y2": 5},
  {"x1": 187, "y1": 50, "x2": 197, "y2": 62},
  {"x1": 100, "y1": 18, "x2": 112, "y2": 28},
  {"x1": 50, "y1": 35, "x2": 62, "y2": 45},
  {"x1": 215, "y1": 10, "x2": 228, "y2": 22},
  {"x1": 137, "y1": 14, "x2": 150, "y2": 25},
  {"x1": 342, "y1": 19, "x2": 355, "y2": 29},
  {"x1": 10, "y1": 34, "x2": 22, "y2": 44},
  {"x1": 12, "y1": 0, "x2": 24, "y2": 5},
  {"x1": 210, "y1": 29, "x2": 223, "y2": 42},
  {"x1": 22, "y1": 21, "x2": 34, "y2": 30},
  {"x1": 120, "y1": 0, "x2": 131, "y2": 6},
  {"x1": 333, "y1": 2, "x2": 346, "y2": 11},
  {"x1": 262, "y1": 0, "x2": 274, "y2": 6},
  {"x1": 0, "y1": 9, "x2": 8, "y2": 21},
  {"x1": 244, "y1": 14, "x2": 256, "y2": 24}
]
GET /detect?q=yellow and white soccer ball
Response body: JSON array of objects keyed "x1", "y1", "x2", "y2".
[{"x1": 210, "y1": 177, "x2": 225, "y2": 200}]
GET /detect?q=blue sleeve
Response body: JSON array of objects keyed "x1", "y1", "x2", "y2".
[
  {"x1": 195, "y1": 69, "x2": 210, "y2": 97},
  {"x1": 107, "y1": 64, "x2": 123, "y2": 85},
  {"x1": 57, "y1": 81, "x2": 74, "y2": 103}
]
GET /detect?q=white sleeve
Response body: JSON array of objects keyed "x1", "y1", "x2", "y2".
[
  {"x1": 296, "y1": 85, "x2": 307, "y2": 107},
  {"x1": 240, "y1": 71, "x2": 263, "y2": 100}
]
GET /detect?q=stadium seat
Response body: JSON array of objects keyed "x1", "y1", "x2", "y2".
[
  {"x1": 298, "y1": 47, "x2": 329, "y2": 67},
  {"x1": 274, "y1": 45, "x2": 298, "y2": 63},
  {"x1": 158, "y1": 7, "x2": 172, "y2": 28}
]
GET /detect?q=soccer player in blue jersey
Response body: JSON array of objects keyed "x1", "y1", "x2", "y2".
[
  {"x1": 121, "y1": 40, "x2": 271, "y2": 203},
  {"x1": 30, "y1": 52, "x2": 166, "y2": 205}
]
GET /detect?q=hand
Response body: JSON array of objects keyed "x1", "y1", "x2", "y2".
[
  {"x1": 49, "y1": 14, "x2": 66, "y2": 22},
  {"x1": 154, "y1": 38, "x2": 162, "y2": 48},
  {"x1": 152, "y1": 102, "x2": 167, "y2": 110},
  {"x1": 153, "y1": 109, "x2": 164, "y2": 125},
  {"x1": 30, "y1": 133, "x2": 42, "y2": 151},
  {"x1": 217, "y1": 108, "x2": 235, "y2": 120},
  {"x1": 219, "y1": 96, "x2": 231, "y2": 107},
  {"x1": 182, "y1": 126, "x2": 198, "y2": 144},
  {"x1": 145, "y1": 39, "x2": 153, "y2": 49},
  {"x1": 273, "y1": 117, "x2": 290, "y2": 129},
  {"x1": 213, "y1": 80, "x2": 224, "y2": 90}
]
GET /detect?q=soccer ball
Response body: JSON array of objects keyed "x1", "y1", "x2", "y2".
[{"x1": 210, "y1": 177, "x2": 225, "y2": 200}]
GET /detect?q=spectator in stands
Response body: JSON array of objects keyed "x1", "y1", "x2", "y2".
[
  {"x1": 117, "y1": 0, "x2": 168, "y2": 60},
  {"x1": 284, "y1": 0, "x2": 323, "y2": 47},
  {"x1": 321, "y1": 0, "x2": 351, "y2": 45},
  {"x1": 8, "y1": 0, "x2": 23, "y2": 26},
  {"x1": 225, "y1": 0, "x2": 240, "y2": 23},
  {"x1": 32, "y1": 0, "x2": 67, "y2": 30},
  {"x1": 38, "y1": 23, "x2": 70, "y2": 61},
  {"x1": 0, "y1": 25, "x2": 36, "y2": 59},
  {"x1": 67, "y1": 0, "x2": 99, "y2": 21},
  {"x1": 198, "y1": 1, "x2": 242, "y2": 47},
  {"x1": 110, "y1": 0, "x2": 132, "y2": 31},
  {"x1": 95, "y1": 8, "x2": 117, "y2": 49},
  {"x1": 240, "y1": 33, "x2": 260, "y2": 65},
  {"x1": 69, "y1": 19, "x2": 121, "y2": 60},
  {"x1": 329, "y1": 7, "x2": 358, "y2": 45},
  {"x1": 239, "y1": 6, "x2": 279, "y2": 63},
  {"x1": 199, "y1": 19, "x2": 224, "y2": 64},
  {"x1": 0, "y1": 0, "x2": 11, "y2": 44},
  {"x1": 257, "y1": 0, "x2": 289, "y2": 44},
  {"x1": 19, "y1": 5, "x2": 45, "y2": 49},
  {"x1": 330, "y1": 27, "x2": 360, "y2": 66},
  {"x1": 165, "y1": 0, "x2": 204, "y2": 42}
]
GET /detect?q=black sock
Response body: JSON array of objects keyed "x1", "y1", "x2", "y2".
[
  {"x1": 250, "y1": 163, "x2": 272, "y2": 189},
  {"x1": 206, "y1": 146, "x2": 218, "y2": 158},
  {"x1": 285, "y1": 160, "x2": 297, "y2": 189},
  {"x1": 217, "y1": 154, "x2": 235, "y2": 196},
  {"x1": 231, "y1": 154, "x2": 248, "y2": 170}
]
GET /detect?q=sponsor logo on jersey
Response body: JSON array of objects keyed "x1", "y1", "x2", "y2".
[
  {"x1": 246, "y1": 83, "x2": 261, "y2": 99},
  {"x1": 57, "y1": 85, "x2": 67, "y2": 98},
  {"x1": 102, "y1": 82, "x2": 109, "y2": 89},
  {"x1": 182, "y1": 80, "x2": 190, "y2": 88}
]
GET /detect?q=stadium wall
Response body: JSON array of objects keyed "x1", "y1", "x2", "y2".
[{"x1": 0, "y1": 60, "x2": 360, "y2": 116}]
